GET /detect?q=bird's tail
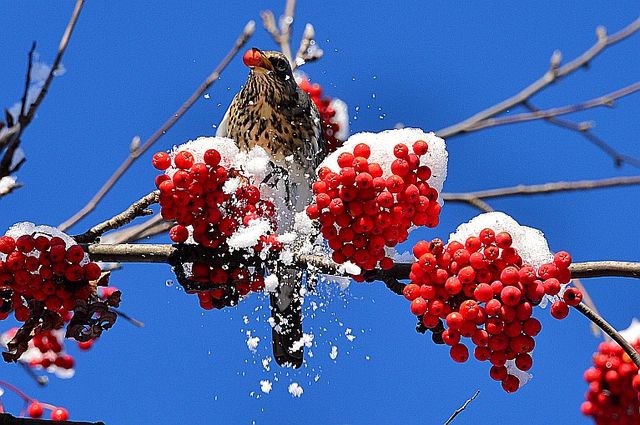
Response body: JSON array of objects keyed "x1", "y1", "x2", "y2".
[{"x1": 270, "y1": 270, "x2": 303, "y2": 368}]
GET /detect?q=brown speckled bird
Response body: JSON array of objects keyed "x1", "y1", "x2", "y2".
[{"x1": 216, "y1": 48, "x2": 325, "y2": 368}]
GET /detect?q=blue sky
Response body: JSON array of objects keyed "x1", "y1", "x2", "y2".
[{"x1": 1, "y1": 1, "x2": 639, "y2": 424}]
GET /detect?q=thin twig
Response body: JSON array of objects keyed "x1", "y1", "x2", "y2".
[
  {"x1": 443, "y1": 175, "x2": 640, "y2": 205},
  {"x1": 18, "y1": 361, "x2": 48, "y2": 386},
  {"x1": 574, "y1": 302, "x2": 640, "y2": 369},
  {"x1": 523, "y1": 101, "x2": 640, "y2": 168},
  {"x1": 464, "y1": 81, "x2": 640, "y2": 132},
  {"x1": 437, "y1": 17, "x2": 640, "y2": 138},
  {"x1": 444, "y1": 390, "x2": 480, "y2": 425},
  {"x1": 24, "y1": 0, "x2": 85, "y2": 124},
  {"x1": 261, "y1": 0, "x2": 297, "y2": 65},
  {"x1": 18, "y1": 42, "x2": 37, "y2": 122},
  {"x1": 104, "y1": 213, "x2": 170, "y2": 244},
  {"x1": 58, "y1": 21, "x2": 256, "y2": 232},
  {"x1": 74, "y1": 190, "x2": 159, "y2": 243}
]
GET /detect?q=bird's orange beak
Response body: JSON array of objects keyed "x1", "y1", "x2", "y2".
[{"x1": 242, "y1": 48, "x2": 273, "y2": 72}]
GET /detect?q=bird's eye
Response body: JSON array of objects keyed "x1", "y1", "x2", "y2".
[{"x1": 274, "y1": 60, "x2": 288, "y2": 72}]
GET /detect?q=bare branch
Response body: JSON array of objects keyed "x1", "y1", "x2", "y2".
[
  {"x1": 523, "y1": 101, "x2": 640, "y2": 168},
  {"x1": 74, "y1": 190, "x2": 159, "y2": 243},
  {"x1": 572, "y1": 278, "x2": 602, "y2": 337},
  {"x1": 106, "y1": 214, "x2": 170, "y2": 244},
  {"x1": 464, "y1": 81, "x2": 640, "y2": 132},
  {"x1": 444, "y1": 390, "x2": 480, "y2": 425},
  {"x1": 443, "y1": 175, "x2": 640, "y2": 205},
  {"x1": 575, "y1": 302, "x2": 640, "y2": 369},
  {"x1": 24, "y1": 0, "x2": 85, "y2": 124},
  {"x1": 18, "y1": 42, "x2": 37, "y2": 122},
  {"x1": 437, "y1": 17, "x2": 640, "y2": 138},
  {"x1": 261, "y1": 0, "x2": 297, "y2": 65},
  {"x1": 260, "y1": 10, "x2": 281, "y2": 42},
  {"x1": 81, "y1": 243, "x2": 640, "y2": 281},
  {"x1": 58, "y1": 21, "x2": 255, "y2": 232}
]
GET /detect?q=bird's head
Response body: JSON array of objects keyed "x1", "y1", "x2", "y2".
[{"x1": 242, "y1": 48, "x2": 298, "y2": 98}]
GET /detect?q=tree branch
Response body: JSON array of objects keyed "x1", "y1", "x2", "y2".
[
  {"x1": 522, "y1": 101, "x2": 640, "y2": 168},
  {"x1": 437, "y1": 17, "x2": 640, "y2": 138},
  {"x1": 443, "y1": 390, "x2": 480, "y2": 425},
  {"x1": 462, "y1": 82, "x2": 640, "y2": 132},
  {"x1": 73, "y1": 190, "x2": 159, "y2": 243},
  {"x1": 443, "y1": 175, "x2": 640, "y2": 205},
  {"x1": 81, "y1": 243, "x2": 640, "y2": 281},
  {"x1": 23, "y1": 0, "x2": 85, "y2": 124},
  {"x1": 575, "y1": 302, "x2": 640, "y2": 369},
  {"x1": 57, "y1": 20, "x2": 255, "y2": 232}
]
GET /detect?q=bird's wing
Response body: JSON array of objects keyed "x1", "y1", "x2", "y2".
[{"x1": 295, "y1": 87, "x2": 326, "y2": 170}]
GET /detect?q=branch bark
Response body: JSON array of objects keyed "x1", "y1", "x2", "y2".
[
  {"x1": 437, "y1": 17, "x2": 640, "y2": 138},
  {"x1": 57, "y1": 20, "x2": 255, "y2": 232},
  {"x1": 443, "y1": 390, "x2": 480, "y2": 425}
]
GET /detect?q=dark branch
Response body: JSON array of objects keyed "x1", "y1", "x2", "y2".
[{"x1": 574, "y1": 302, "x2": 640, "y2": 369}]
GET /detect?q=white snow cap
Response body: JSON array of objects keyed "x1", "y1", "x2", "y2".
[
  {"x1": 620, "y1": 318, "x2": 640, "y2": 343},
  {"x1": 1, "y1": 222, "x2": 87, "y2": 264},
  {"x1": 288, "y1": 382, "x2": 304, "y2": 397},
  {"x1": 448, "y1": 212, "x2": 553, "y2": 271},
  {"x1": 227, "y1": 218, "x2": 272, "y2": 251},
  {"x1": 318, "y1": 128, "x2": 448, "y2": 204},
  {"x1": 165, "y1": 136, "x2": 238, "y2": 178}
]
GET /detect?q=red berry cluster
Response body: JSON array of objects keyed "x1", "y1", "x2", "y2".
[
  {"x1": 581, "y1": 339, "x2": 640, "y2": 424},
  {"x1": 27, "y1": 330, "x2": 75, "y2": 371},
  {"x1": 152, "y1": 149, "x2": 277, "y2": 249},
  {"x1": 404, "y1": 229, "x2": 578, "y2": 392},
  {"x1": 306, "y1": 141, "x2": 441, "y2": 274},
  {"x1": 27, "y1": 401, "x2": 69, "y2": 421},
  {"x1": 298, "y1": 79, "x2": 344, "y2": 152},
  {"x1": 190, "y1": 264, "x2": 265, "y2": 310},
  {"x1": 0, "y1": 234, "x2": 102, "y2": 322}
]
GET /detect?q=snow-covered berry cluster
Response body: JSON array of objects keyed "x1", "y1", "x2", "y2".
[
  {"x1": 153, "y1": 148, "x2": 277, "y2": 249},
  {"x1": 0, "y1": 226, "x2": 102, "y2": 324},
  {"x1": 152, "y1": 138, "x2": 286, "y2": 310},
  {"x1": 1, "y1": 327, "x2": 75, "y2": 377},
  {"x1": 189, "y1": 263, "x2": 265, "y2": 310},
  {"x1": 297, "y1": 77, "x2": 349, "y2": 153},
  {"x1": 308, "y1": 139, "x2": 443, "y2": 274},
  {"x1": 405, "y1": 226, "x2": 579, "y2": 392},
  {"x1": 581, "y1": 321, "x2": 640, "y2": 424}
]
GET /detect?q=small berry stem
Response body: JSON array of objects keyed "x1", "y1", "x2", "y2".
[
  {"x1": 0, "y1": 380, "x2": 33, "y2": 401},
  {"x1": 574, "y1": 302, "x2": 640, "y2": 368}
]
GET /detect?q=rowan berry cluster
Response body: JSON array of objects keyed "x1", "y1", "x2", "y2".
[
  {"x1": 153, "y1": 148, "x2": 277, "y2": 248},
  {"x1": 0, "y1": 233, "x2": 102, "y2": 323},
  {"x1": 190, "y1": 263, "x2": 265, "y2": 310},
  {"x1": 153, "y1": 146, "x2": 279, "y2": 309},
  {"x1": 404, "y1": 229, "x2": 579, "y2": 392},
  {"x1": 306, "y1": 141, "x2": 442, "y2": 274},
  {"x1": 298, "y1": 78, "x2": 345, "y2": 152},
  {"x1": 581, "y1": 339, "x2": 640, "y2": 424}
]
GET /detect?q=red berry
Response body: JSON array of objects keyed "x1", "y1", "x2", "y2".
[
  {"x1": 393, "y1": 143, "x2": 409, "y2": 158},
  {"x1": 152, "y1": 152, "x2": 172, "y2": 170},
  {"x1": 51, "y1": 407, "x2": 69, "y2": 421},
  {"x1": 495, "y1": 232, "x2": 512, "y2": 248},
  {"x1": 169, "y1": 225, "x2": 189, "y2": 243},
  {"x1": 412, "y1": 140, "x2": 428, "y2": 155},
  {"x1": 562, "y1": 287, "x2": 583, "y2": 306},
  {"x1": 174, "y1": 151, "x2": 194, "y2": 169},
  {"x1": 28, "y1": 402, "x2": 44, "y2": 418},
  {"x1": 450, "y1": 344, "x2": 469, "y2": 363},
  {"x1": 501, "y1": 375, "x2": 520, "y2": 393},
  {"x1": 550, "y1": 300, "x2": 569, "y2": 319},
  {"x1": 83, "y1": 262, "x2": 102, "y2": 281},
  {"x1": 0, "y1": 236, "x2": 16, "y2": 254},
  {"x1": 410, "y1": 297, "x2": 428, "y2": 316},
  {"x1": 65, "y1": 245, "x2": 85, "y2": 264},
  {"x1": 203, "y1": 149, "x2": 221, "y2": 167},
  {"x1": 353, "y1": 143, "x2": 371, "y2": 159}
]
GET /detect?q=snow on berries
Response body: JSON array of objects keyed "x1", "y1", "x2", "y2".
[
  {"x1": 307, "y1": 129, "x2": 447, "y2": 273},
  {"x1": 153, "y1": 137, "x2": 283, "y2": 309},
  {"x1": 405, "y1": 212, "x2": 580, "y2": 392},
  {"x1": 582, "y1": 319, "x2": 640, "y2": 424},
  {"x1": 297, "y1": 76, "x2": 349, "y2": 153},
  {"x1": 1, "y1": 328, "x2": 75, "y2": 379}
]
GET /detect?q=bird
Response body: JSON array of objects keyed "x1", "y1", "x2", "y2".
[{"x1": 216, "y1": 48, "x2": 325, "y2": 368}]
